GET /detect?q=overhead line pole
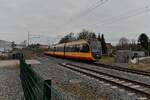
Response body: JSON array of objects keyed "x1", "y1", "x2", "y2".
[{"x1": 28, "y1": 32, "x2": 30, "y2": 46}]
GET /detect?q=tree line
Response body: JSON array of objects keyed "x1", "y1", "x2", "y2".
[
  {"x1": 59, "y1": 29, "x2": 107, "y2": 54},
  {"x1": 116, "y1": 33, "x2": 150, "y2": 55},
  {"x1": 59, "y1": 30, "x2": 150, "y2": 55}
]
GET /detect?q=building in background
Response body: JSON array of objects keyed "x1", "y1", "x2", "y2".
[
  {"x1": 106, "y1": 43, "x2": 113, "y2": 56},
  {"x1": 39, "y1": 44, "x2": 49, "y2": 49},
  {"x1": 15, "y1": 44, "x2": 26, "y2": 49},
  {"x1": 0, "y1": 40, "x2": 12, "y2": 53}
]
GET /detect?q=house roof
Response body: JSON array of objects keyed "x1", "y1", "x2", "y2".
[{"x1": 106, "y1": 43, "x2": 112, "y2": 49}]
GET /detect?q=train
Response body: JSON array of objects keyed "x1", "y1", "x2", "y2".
[{"x1": 44, "y1": 39, "x2": 102, "y2": 61}]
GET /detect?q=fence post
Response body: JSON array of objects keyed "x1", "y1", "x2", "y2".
[{"x1": 44, "y1": 80, "x2": 52, "y2": 100}]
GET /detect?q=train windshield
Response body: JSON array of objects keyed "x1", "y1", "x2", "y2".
[
  {"x1": 90, "y1": 40, "x2": 101, "y2": 59},
  {"x1": 90, "y1": 41, "x2": 101, "y2": 52}
]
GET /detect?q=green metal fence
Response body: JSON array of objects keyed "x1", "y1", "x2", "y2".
[{"x1": 19, "y1": 53, "x2": 64, "y2": 100}]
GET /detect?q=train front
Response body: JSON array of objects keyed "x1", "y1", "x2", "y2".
[{"x1": 89, "y1": 40, "x2": 102, "y2": 60}]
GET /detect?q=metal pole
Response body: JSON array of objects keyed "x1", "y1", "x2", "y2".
[
  {"x1": 148, "y1": 39, "x2": 150, "y2": 56},
  {"x1": 28, "y1": 32, "x2": 30, "y2": 46}
]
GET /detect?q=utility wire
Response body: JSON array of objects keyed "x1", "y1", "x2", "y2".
[
  {"x1": 54, "y1": 0, "x2": 110, "y2": 31},
  {"x1": 92, "y1": 5, "x2": 150, "y2": 27},
  {"x1": 66, "y1": 0, "x2": 109, "y2": 24}
]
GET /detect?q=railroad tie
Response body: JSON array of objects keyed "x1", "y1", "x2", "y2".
[
  {"x1": 127, "y1": 92, "x2": 135, "y2": 96},
  {"x1": 102, "y1": 76, "x2": 113, "y2": 80},
  {"x1": 122, "y1": 83, "x2": 132, "y2": 86},
  {"x1": 117, "y1": 81, "x2": 125, "y2": 83},
  {"x1": 138, "y1": 88, "x2": 148, "y2": 91},
  {"x1": 103, "y1": 83, "x2": 111, "y2": 86},
  {"x1": 130, "y1": 85, "x2": 140, "y2": 88},
  {"x1": 137, "y1": 97, "x2": 148, "y2": 100},
  {"x1": 111, "y1": 86, "x2": 118, "y2": 89},
  {"x1": 111, "y1": 79, "x2": 119, "y2": 82}
]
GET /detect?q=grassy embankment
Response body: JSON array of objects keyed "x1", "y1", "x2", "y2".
[
  {"x1": 127, "y1": 57, "x2": 150, "y2": 72},
  {"x1": 128, "y1": 57, "x2": 150, "y2": 72},
  {"x1": 99, "y1": 56, "x2": 150, "y2": 72},
  {"x1": 99, "y1": 56, "x2": 114, "y2": 64},
  {"x1": 129, "y1": 63, "x2": 150, "y2": 72}
]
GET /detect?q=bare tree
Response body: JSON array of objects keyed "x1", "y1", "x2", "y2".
[
  {"x1": 130, "y1": 39, "x2": 137, "y2": 50},
  {"x1": 119, "y1": 37, "x2": 129, "y2": 45},
  {"x1": 118, "y1": 37, "x2": 129, "y2": 49}
]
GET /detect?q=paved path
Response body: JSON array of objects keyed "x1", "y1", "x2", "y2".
[
  {"x1": 0, "y1": 59, "x2": 40, "y2": 100},
  {"x1": 0, "y1": 66, "x2": 23, "y2": 100},
  {"x1": 0, "y1": 60, "x2": 40, "y2": 68}
]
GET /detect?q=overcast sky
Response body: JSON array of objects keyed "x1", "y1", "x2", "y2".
[{"x1": 0, "y1": 0, "x2": 150, "y2": 45}]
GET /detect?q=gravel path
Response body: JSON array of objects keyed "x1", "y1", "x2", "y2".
[
  {"x1": 0, "y1": 65, "x2": 23, "y2": 100},
  {"x1": 32, "y1": 56, "x2": 148, "y2": 100}
]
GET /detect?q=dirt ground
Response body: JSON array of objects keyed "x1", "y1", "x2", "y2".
[
  {"x1": 129, "y1": 58, "x2": 150, "y2": 72},
  {"x1": 129, "y1": 63, "x2": 150, "y2": 72}
]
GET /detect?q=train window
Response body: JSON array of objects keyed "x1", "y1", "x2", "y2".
[
  {"x1": 49, "y1": 47, "x2": 53, "y2": 51},
  {"x1": 54, "y1": 47, "x2": 56, "y2": 52},
  {"x1": 71, "y1": 45, "x2": 74, "y2": 52},
  {"x1": 65, "y1": 44, "x2": 87, "y2": 52},
  {"x1": 56, "y1": 46, "x2": 64, "y2": 52},
  {"x1": 80, "y1": 44, "x2": 89, "y2": 52},
  {"x1": 61, "y1": 47, "x2": 64, "y2": 51},
  {"x1": 74, "y1": 45, "x2": 80, "y2": 52},
  {"x1": 51, "y1": 47, "x2": 54, "y2": 51},
  {"x1": 65, "y1": 45, "x2": 74, "y2": 52},
  {"x1": 65, "y1": 46, "x2": 70, "y2": 52}
]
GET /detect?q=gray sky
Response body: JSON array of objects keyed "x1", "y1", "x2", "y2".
[{"x1": 0, "y1": 0, "x2": 150, "y2": 45}]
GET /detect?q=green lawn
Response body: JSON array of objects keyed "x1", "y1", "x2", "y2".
[{"x1": 99, "y1": 56, "x2": 114, "y2": 64}]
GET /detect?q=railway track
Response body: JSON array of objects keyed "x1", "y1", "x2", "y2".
[
  {"x1": 92, "y1": 63, "x2": 150, "y2": 77},
  {"x1": 59, "y1": 63, "x2": 150, "y2": 99},
  {"x1": 45, "y1": 55, "x2": 150, "y2": 77}
]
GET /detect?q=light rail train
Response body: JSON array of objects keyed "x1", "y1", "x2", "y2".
[{"x1": 44, "y1": 39, "x2": 102, "y2": 61}]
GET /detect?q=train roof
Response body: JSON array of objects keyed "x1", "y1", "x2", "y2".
[
  {"x1": 52, "y1": 43, "x2": 65, "y2": 47},
  {"x1": 51, "y1": 39, "x2": 99, "y2": 47},
  {"x1": 65, "y1": 40, "x2": 88, "y2": 46},
  {"x1": 51, "y1": 40, "x2": 88, "y2": 47}
]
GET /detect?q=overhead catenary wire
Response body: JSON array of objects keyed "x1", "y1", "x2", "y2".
[
  {"x1": 65, "y1": 0, "x2": 109, "y2": 24},
  {"x1": 54, "y1": 0, "x2": 110, "y2": 31},
  {"x1": 43, "y1": 3, "x2": 150, "y2": 44},
  {"x1": 54, "y1": 1, "x2": 150, "y2": 34},
  {"x1": 87, "y1": 5, "x2": 150, "y2": 28}
]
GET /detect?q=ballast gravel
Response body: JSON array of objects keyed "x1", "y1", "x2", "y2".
[{"x1": 31, "y1": 56, "x2": 148, "y2": 100}]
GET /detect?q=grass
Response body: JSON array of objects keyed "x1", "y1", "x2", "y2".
[
  {"x1": 129, "y1": 63, "x2": 150, "y2": 72},
  {"x1": 99, "y1": 56, "x2": 114, "y2": 64},
  {"x1": 129, "y1": 57, "x2": 150, "y2": 72}
]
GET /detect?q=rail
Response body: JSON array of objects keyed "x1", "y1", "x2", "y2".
[
  {"x1": 92, "y1": 63, "x2": 150, "y2": 77},
  {"x1": 59, "y1": 63, "x2": 150, "y2": 98}
]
